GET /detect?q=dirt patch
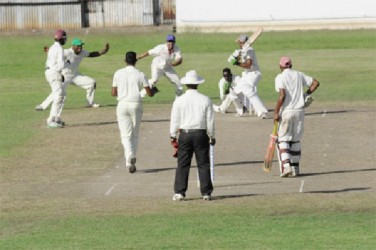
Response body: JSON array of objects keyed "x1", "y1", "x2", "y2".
[{"x1": 1, "y1": 102, "x2": 375, "y2": 211}]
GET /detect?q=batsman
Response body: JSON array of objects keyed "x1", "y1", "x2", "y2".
[{"x1": 273, "y1": 57, "x2": 320, "y2": 177}]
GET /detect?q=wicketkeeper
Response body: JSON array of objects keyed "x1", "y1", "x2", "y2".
[{"x1": 213, "y1": 68, "x2": 245, "y2": 116}]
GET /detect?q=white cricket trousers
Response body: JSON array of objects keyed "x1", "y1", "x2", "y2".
[
  {"x1": 236, "y1": 71, "x2": 268, "y2": 115},
  {"x1": 44, "y1": 69, "x2": 65, "y2": 123},
  {"x1": 220, "y1": 91, "x2": 243, "y2": 115},
  {"x1": 116, "y1": 101, "x2": 143, "y2": 167},
  {"x1": 150, "y1": 64, "x2": 183, "y2": 96},
  {"x1": 65, "y1": 73, "x2": 96, "y2": 105}
]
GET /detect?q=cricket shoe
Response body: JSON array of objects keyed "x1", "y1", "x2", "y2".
[
  {"x1": 35, "y1": 104, "x2": 45, "y2": 111},
  {"x1": 128, "y1": 158, "x2": 137, "y2": 173},
  {"x1": 291, "y1": 166, "x2": 299, "y2": 177},
  {"x1": 172, "y1": 193, "x2": 185, "y2": 201},
  {"x1": 202, "y1": 194, "x2": 212, "y2": 201},
  {"x1": 47, "y1": 121, "x2": 63, "y2": 128},
  {"x1": 87, "y1": 103, "x2": 100, "y2": 108},
  {"x1": 280, "y1": 166, "x2": 293, "y2": 177},
  {"x1": 213, "y1": 105, "x2": 225, "y2": 114}
]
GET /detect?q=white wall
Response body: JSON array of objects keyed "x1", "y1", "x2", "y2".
[{"x1": 176, "y1": 0, "x2": 376, "y2": 32}]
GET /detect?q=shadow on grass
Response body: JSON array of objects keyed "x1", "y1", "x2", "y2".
[
  {"x1": 306, "y1": 187, "x2": 371, "y2": 193},
  {"x1": 299, "y1": 168, "x2": 376, "y2": 177}
]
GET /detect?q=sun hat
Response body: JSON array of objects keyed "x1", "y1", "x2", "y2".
[
  {"x1": 279, "y1": 56, "x2": 292, "y2": 67},
  {"x1": 166, "y1": 34, "x2": 176, "y2": 42},
  {"x1": 72, "y1": 38, "x2": 84, "y2": 46},
  {"x1": 54, "y1": 29, "x2": 67, "y2": 40},
  {"x1": 235, "y1": 34, "x2": 248, "y2": 43},
  {"x1": 180, "y1": 70, "x2": 205, "y2": 85}
]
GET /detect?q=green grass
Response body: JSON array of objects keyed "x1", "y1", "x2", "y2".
[
  {"x1": 0, "y1": 29, "x2": 375, "y2": 249},
  {"x1": 1, "y1": 29, "x2": 375, "y2": 157},
  {"x1": 1, "y1": 204, "x2": 375, "y2": 249}
]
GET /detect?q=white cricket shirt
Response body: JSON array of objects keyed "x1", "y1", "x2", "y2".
[
  {"x1": 275, "y1": 68, "x2": 314, "y2": 111},
  {"x1": 45, "y1": 41, "x2": 65, "y2": 73},
  {"x1": 63, "y1": 48, "x2": 90, "y2": 75},
  {"x1": 112, "y1": 65, "x2": 149, "y2": 103}
]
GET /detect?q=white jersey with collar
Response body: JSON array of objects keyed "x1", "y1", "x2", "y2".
[
  {"x1": 240, "y1": 46, "x2": 260, "y2": 72},
  {"x1": 112, "y1": 65, "x2": 149, "y2": 103},
  {"x1": 45, "y1": 41, "x2": 65, "y2": 73},
  {"x1": 148, "y1": 44, "x2": 182, "y2": 68},
  {"x1": 275, "y1": 68, "x2": 314, "y2": 111},
  {"x1": 62, "y1": 48, "x2": 90, "y2": 75},
  {"x1": 170, "y1": 89, "x2": 215, "y2": 138}
]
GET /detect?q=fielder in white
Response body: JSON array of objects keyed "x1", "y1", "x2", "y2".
[
  {"x1": 228, "y1": 34, "x2": 268, "y2": 119},
  {"x1": 112, "y1": 51, "x2": 156, "y2": 173},
  {"x1": 36, "y1": 38, "x2": 109, "y2": 111},
  {"x1": 43, "y1": 29, "x2": 67, "y2": 128},
  {"x1": 213, "y1": 68, "x2": 245, "y2": 116},
  {"x1": 137, "y1": 34, "x2": 183, "y2": 97},
  {"x1": 273, "y1": 57, "x2": 320, "y2": 177}
]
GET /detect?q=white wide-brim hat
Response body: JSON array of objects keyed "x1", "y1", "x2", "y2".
[{"x1": 180, "y1": 70, "x2": 205, "y2": 85}]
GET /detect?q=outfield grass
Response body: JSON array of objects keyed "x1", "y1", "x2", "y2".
[
  {"x1": 0, "y1": 29, "x2": 375, "y2": 157},
  {"x1": 0, "y1": 29, "x2": 375, "y2": 249}
]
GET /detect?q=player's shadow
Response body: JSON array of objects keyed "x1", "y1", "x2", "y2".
[
  {"x1": 66, "y1": 121, "x2": 117, "y2": 127},
  {"x1": 139, "y1": 167, "x2": 175, "y2": 173},
  {"x1": 298, "y1": 168, "x2": 376, "y2": 177},
  {"x1": 216, "y1": 160, "x2": 264, "y2": 167},
  {"x1": 306, "y1": 187, "x2": 371, "y2": 193}
]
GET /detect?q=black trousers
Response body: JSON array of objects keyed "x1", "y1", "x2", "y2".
[{"x1": 174, "y1": 130, "x2": 213, "y2": 196}]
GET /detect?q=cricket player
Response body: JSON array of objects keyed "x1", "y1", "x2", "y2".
[
  {"x1": 137, "y1": 34, "x2": 183, "y2": 97},
  {"x1": 274, "y1": 56, "x2": 320, "y2": 177},
  {"x1": 228, "y1": 34, "x2": 268, "y2": 119},
  {"x1": 44, "y1": 29, "x2": 67, "y2": 128},
  {"x1": 36, "y1": 38, "x2": 109, "y2": 111},
  {"x1": 112, "y1": 51, "x2": 156, "y2": 173},
  {"x1": 213, "y1": 68, "x2": 245, "y2": 116}
]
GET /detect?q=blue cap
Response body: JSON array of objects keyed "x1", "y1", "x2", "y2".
[{"x1": 166, "y1": 34, "x2": 175, "y2": 42}]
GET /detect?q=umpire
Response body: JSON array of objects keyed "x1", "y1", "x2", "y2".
[{"x1": 170, "y1": 70, "x2": 216, "y2": 201}]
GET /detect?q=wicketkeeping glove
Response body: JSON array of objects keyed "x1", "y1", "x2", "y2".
[{"x1": 223, "y1": 82, "x2": 231, "y2": 95}]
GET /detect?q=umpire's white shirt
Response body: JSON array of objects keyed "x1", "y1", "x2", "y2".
[
  {"x1": 275, "y1": 68, "x2": 313, "y2": 111},
  {"x1": 112, "y1": 65, "x2": 149, "y2": 103},
  {"x1": 170, "y1": 89, "x2": 215, "y2": 139}
]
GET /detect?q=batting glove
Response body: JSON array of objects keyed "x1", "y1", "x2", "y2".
[
  {"x1": 303, "y1": 93, "x2": 314, "y2": 108},
  {"x1": 232, "y1": 49, "x2": 241, "y2": 58},
  {"x1": 151, "y1": 86, "x2": 159, "y2": 95}
]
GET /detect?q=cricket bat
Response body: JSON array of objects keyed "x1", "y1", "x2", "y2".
[
  {"x1": 263, "y1": 121, "x2": 278, "y2": 173},
  {"x1": 245, "y1": 27, "x2": 263, "y2": 47}
]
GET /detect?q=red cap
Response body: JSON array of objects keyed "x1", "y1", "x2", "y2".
[{"x1": 54, "y1": 29, "x2": 67, "y2": 40}]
